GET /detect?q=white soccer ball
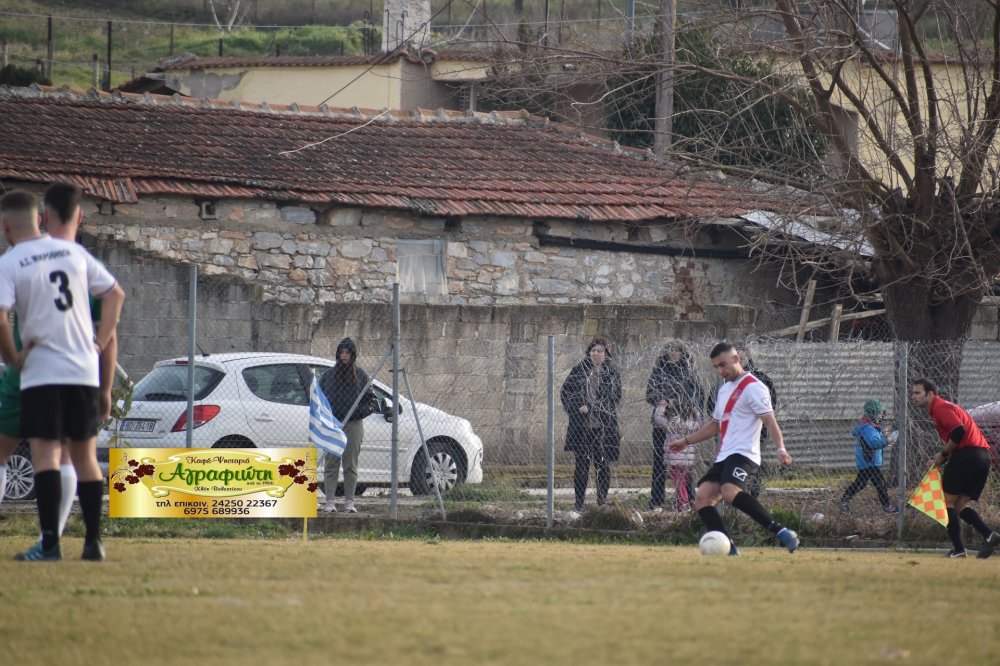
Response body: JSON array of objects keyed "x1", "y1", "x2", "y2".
[{"x1": 699, "y1": 531, "x2": 731, "y2": 556}]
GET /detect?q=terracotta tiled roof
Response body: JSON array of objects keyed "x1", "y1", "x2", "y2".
[
  {"x1": 159, "y1": 49, "x2": 494, "y2": 71},
  {"x1": 0, "y1": 85, "x2": 785, "y2": 222}
]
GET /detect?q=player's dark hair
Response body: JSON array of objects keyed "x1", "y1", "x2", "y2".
[
  {"x1": 709, "y1": 341, "x2": 736, "y2": 359},
  {"x1": 43, "y1": 182, "x2": 82, "y2": 224},
  {"x1": 913, "y1": 378, "x2": 938, "y2": 395},
  {"x1": 0, "y1": 190, "x2": 37, "y2": 215}
]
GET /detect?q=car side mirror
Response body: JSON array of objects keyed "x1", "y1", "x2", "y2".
[{"x1": 380, "y1": 398, "x2": 403, "y2": 421}]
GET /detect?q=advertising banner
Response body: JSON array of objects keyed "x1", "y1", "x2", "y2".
[{"x1": 109, "y1": 448, "x2": 318, "y2": 518}]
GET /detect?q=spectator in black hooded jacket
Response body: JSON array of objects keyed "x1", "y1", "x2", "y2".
[{"x1": 319, "y1": 337, "x2": 377, "y2": 514}]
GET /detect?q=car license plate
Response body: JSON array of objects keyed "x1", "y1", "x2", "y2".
[{"x1": 120, "y1": 419, "x2": 156, "y2": 433}]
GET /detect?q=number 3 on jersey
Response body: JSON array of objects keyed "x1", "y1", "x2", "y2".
[{"x1": 49, "y1": 270, "x2": 73, "y2": 311}]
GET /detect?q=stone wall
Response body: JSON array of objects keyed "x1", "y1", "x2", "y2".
[
  {"x1": 83, "y1": 233, "x2": 1000, "y2": 471},
  {"x1": 70, "y1": 190, "x2": 878, "y2": 467},
  {"x1": 85, "y1": 235, "x2": 755, "y2": 466},
  {"x1": 84, "y1": 193, "x2": 807, "y2": 328}
]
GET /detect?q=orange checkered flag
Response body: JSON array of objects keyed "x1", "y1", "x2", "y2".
[{"x1": 907, "y1": 466, "x2": 948, "y2": 527}]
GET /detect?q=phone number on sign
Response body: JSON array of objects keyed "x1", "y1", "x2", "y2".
[{"x1": 182, "y1": 499, "x2": 279, "y2": 516}]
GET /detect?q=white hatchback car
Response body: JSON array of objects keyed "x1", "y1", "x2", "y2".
[{"x1": 97, "y1": 352, "x2": 484, "y2": 495}]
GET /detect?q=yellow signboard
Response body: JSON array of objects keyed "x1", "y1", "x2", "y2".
[{"x1": 109, "y1": 448, "x2": 318, "y2": 518}]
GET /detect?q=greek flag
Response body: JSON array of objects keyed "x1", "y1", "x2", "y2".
[{"x1": 309, "y1": 375, "x2": 347, "y2": 458}]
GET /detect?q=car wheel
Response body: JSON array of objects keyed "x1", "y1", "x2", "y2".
[
  {"x1": 409, "y1": 440, "x2": 466, "y2": 496},
  {"x1": 5, "y1": 441, "x2": 35, "y2": 501},
  {"x1": 211, "y1": 436, "x2": 255, "y2": 448}
]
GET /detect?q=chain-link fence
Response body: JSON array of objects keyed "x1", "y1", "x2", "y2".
[{"x1": 84, "y1": 268, "x2": 1000, "y2": 545}]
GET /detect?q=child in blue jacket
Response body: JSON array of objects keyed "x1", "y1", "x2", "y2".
[{"x1": 838, "y1": 399, "x2": 898, "y2": 514}]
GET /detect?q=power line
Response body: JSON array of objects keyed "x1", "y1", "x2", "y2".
[{"x1": 278, "y1": 110, "x2": 391, "y2": 155}]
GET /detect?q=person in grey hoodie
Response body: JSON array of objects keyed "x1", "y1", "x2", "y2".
[{"x1": 320, "y1": 337, "x2": 377, "y2": 513}]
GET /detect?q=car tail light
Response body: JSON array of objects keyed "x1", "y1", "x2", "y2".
[{"x1": 171, "y1": 405, "x2": 221, "y2": 432}]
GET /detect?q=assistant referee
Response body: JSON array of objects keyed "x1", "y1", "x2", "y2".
[{"x1": 911, "y1": 378, "x2": 1000, "y2": 559}]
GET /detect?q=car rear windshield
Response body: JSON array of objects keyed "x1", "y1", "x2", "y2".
[{"x1": 132, "y1": 365, "x2": 225, "y2": 402}]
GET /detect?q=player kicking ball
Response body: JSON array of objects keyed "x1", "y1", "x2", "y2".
[
  {"x1": 0, "y1": 187, "x2": 124, "y2": 562},
  {"x1": 666, "y1": 342, "x2": 798, "y2": 555}
]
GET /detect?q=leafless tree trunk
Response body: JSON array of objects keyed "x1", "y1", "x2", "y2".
[{"x1": 207, "y1": 0, "x2": 253, "y2": 33}]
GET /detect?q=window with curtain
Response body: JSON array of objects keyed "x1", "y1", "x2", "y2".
[{"x1": 396, "y1": 239, "x2": 447, "y2": 301}]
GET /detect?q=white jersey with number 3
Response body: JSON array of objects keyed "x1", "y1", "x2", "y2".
[{"x1": 0, "y1": 235, "x2": 117, "y2": 389}]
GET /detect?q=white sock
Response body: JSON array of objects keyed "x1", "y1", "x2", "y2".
[
  {"x1": 57, "y1": 463, "x2": 77, "y2": 536},
  {"x1": 0, "y1": 466, "x2": 7, "y2": 505}
]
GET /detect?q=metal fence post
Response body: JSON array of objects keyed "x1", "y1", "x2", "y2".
[
  {"x1": 896, "y1": 341, "x2": 908, "y2": 539},
  {"x1": 390, "y1": 283, "x2": 400, "y2": 518},
  {"x1": 185, "y1": 264, "x2": 197, "y2": 448},
  {"x1": 547, "y1": 335, "x2": 554, "y2": 529}
]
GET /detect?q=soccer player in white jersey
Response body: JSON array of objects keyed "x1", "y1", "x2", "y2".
[
  {"x1": 0, "y1": 189, "x2": 124, "y2": 562},
  {"x1": 0, "y1": 183, "x2": 116, "y2": 545},
  {"x1": 666, "y1": 342, "x2": 799, "y2": 555}
]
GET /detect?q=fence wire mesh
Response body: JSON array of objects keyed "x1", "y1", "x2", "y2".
[{"x1": 84, "y1": 270, "x2": 1000, "y2": 546}]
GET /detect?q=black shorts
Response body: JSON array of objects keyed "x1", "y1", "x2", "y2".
[
  {"x1": 941, "y1": 447, "x2": 991, "y2": 501},
  {"x1": 20, "y1": 385, "x2": 101, "y2": 442},
  {"x1": 698, "y1": 454, "x2": 760, "y2": 492}
]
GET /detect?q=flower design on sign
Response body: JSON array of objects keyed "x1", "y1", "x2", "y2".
[
  {"x1": 279, "y1": 459, "x2": 318, "y2": 492},
  {"x1": 111, "y1": 457, "x2": 156, "y2": 493}
]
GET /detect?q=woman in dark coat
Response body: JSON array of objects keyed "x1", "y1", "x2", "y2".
[
  {"x1": 561, "y1": 336, "x2": 622, "y2": 511},
  {"x1": 645, "y1": 342, "x2": 704, "y2": 510}
]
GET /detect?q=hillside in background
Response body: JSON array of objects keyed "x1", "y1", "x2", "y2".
[
  {"x1": 0, "y1": 0, "x2": 689, "y2": 90},
  {"x1": 0, "y1": 0, "x2": 383, "y2": 89}
]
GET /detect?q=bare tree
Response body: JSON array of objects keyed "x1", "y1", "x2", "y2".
[
  {"x1": 207, "y1": 0, "x2": 254, "y2": 33},
  {"x1": 757, "y1": 0, "x2": 1000, "y2": 345},
  {"x1": 475, "y1": 3, "x2": 1000, "y2": 344}
]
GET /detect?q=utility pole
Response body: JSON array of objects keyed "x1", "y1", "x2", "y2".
[
  {"x1": 46, "y1": 16, "x2": 53, "y2": 80},
  {"x1": 653, "y1": 0, "x2": 676, "y2": 154},
  {"x1": 626, "y1": 0, "x2": 635, "y2": 45},
  {"x1": 104, "y1": 20, "x2": 112, "y2": 92}
]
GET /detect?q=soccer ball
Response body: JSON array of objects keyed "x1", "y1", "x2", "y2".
[{"x1": 699, "y1": 531, "x2": 731, "y2": 556}]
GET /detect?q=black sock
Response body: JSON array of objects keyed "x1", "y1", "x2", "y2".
[
  {"x1": 34, "y1": 470, "x2": 61, "y2": 551},
  {"x1": 946, "y1": 508, "x2": 964, "y2": 551},
  {"x1": 76, "y1": 480, "x2": 103, "y2": 543},
  {"x1": 697, "y1": 506, "x2": 727, "y2": 535},
  {"x1": 731, "y1": 491, "x2": 782, "y2": 534},
  {"x1": 959, "y1": 507, "x2": 994, "y2": 540}
]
